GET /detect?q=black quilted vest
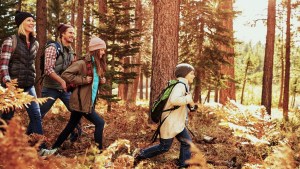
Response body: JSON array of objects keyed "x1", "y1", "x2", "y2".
[{"x1": 9, "y1": 34, "x2": 38, "y2": 88}]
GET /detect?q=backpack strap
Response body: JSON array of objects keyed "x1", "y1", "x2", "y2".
[
  {"x1": 9, "y1": 35, "x2": 17, "y2": 58},
  {"x1": 151, "y1": 81, "x2": 188, "y2": 143},
  {"x1": 77, "y1": 59, "x2": 92, "y2": 112}
]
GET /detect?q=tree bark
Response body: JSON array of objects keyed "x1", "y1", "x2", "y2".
[
  {"x1": 150, "y1": 0, "x2": 181, "y2": 107},
  {"x1": 262, "y1": 0, "x2": 276, "y2": 115},
  {"x1": 35, "y1": 0, "x2": 47, "y2": 97},
  {"x1": 219, "y1": 0, "x2": 236, "y2": 105},
  {"x1": 75, "y1": 0, "x2": 84, "y2": 57},
  {"x1": 283, "y1": 0, "x2": 291, "y2": 121},
  {"x1": 278, "y1": 28, "x2": 284, "y2": 108},
  {"x1": 139, "y1": 72, "x2": 144, "y2": 99},
  {"x1": 98, "y1": 0, "x2": 107, "y2": 14},
  {"x1": 241, "y1": 58, "x2": 250, "y2": 104},
  {"x1": 85, "y1": 0, "x2": 92, "y2": 53},
  {"x1": 131, "y1": 0, "x2": 143, "y2": 103}
]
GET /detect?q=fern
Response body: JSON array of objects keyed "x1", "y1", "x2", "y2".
[{"x1": 0, "y1": 80, "x2": 52, "y2": 113}]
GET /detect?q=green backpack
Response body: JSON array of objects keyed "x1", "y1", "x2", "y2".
[
  {"x1": 150, "y1": 80, "x2": 187, "y2": 142},
  {"x1": 150, "y1": 80, "x2": 187, "y2": 123}
]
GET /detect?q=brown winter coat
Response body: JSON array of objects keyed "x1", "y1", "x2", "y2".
[{"x1": 61, "y1": 55, "x2": 96, "y2": 113}]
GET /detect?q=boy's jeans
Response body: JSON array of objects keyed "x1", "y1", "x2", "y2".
[{"x1": 139, "y1": 128, "x2": 192, "y2": 167}]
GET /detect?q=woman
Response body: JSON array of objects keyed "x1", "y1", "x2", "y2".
[
  {"x1": 0, "y1": 11, "x2": 56, "y2": 156},
  {"x1": 135, "y1": 63, "x2": 196, "y2": 168},
  {"x1": 52, "y1": 36, "x2": 106, "y2": 150}
]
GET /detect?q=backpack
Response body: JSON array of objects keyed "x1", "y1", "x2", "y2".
[
  {"x1": 150, "y1": 80, "x2": 188, "y2": 142},
  {"x1": 150, "y1": 80, "x2": 188, "y2": 123},
  {"x1": 36, "y1": 41, "x2": 63, "y2": 84},
  {"x1": 40, "y1": 41, "x2": 63, "y2": 76}
]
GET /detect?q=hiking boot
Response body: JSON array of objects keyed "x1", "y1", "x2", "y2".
[
  {"x1": 39, "y1": 148, "x2": 57, "y2": 157},
  {"x1": 70, "y1": 124, "x2": 82, "y2": 142}
]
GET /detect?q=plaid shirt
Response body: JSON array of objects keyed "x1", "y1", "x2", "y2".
[
  {"x1": 0, "y1": 38, "x2": 13, "y2": 83},
  {"x1": 44, "y1": 46, "x2": 58, "y2": 75}
]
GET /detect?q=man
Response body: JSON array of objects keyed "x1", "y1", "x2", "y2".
[{"x1": 38, "y1": 23, "x2": 81, "y2": 141}]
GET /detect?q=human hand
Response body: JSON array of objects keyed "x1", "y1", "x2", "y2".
[
  {"x1": 60, "y1": 80, "x2": 67, "y2": 92},
  {"x1": 86, "y1": 76, "x2": 93, "y2": 84},
  {"x1": 100, "y1": 77, "x2": 106, "y2": 84}
]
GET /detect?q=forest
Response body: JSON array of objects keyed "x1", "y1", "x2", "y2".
[{"x1": 0, "y1": 0, "x2": 300, "y2": 168}]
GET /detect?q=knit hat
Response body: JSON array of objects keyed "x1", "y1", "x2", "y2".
[
  {"x1": 88, "y1": 36, "x2": 106, "y2": 51},
  {"x1": 15, "y1": 11, "x2": 35, "y2": 27},
  {"x1": 57, "y1": 23, "x2": 73, "y2": 35},
  {"x1": 175, "y1": 63, "x2": 195, "y2": 78}
]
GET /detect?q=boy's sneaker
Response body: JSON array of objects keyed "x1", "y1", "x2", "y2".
[{"x1": 39, "y1": 148, "x2": 57, "y2": 157}]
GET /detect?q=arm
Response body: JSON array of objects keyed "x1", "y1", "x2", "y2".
[
  {"x1": 44, "y1": 46, "x2": 68, "y2": 91},
  {"x1": 61, "y1": 61, "x2": 90, "y2": 85},
  {"x1": 0, "y1": 38, "x2": 13, "y2": 85},
  {"x1": 169, "y1": 83, "x2": 194, "y2": 106}
]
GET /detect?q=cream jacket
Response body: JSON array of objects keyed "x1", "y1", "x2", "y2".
[{"x1": 160, "y1": 77, "x2": 193, "y2": 139}]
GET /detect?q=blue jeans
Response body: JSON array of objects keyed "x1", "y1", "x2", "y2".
[
  {"x1": 139, "y1": 128, "x2": 192, "y2": 167},
  {"x1": 40, "y1": 87, "x2": 72, "y2": 118},
  {"x1": 1, "y1": 86, "x2": 43, "y2": 135},
  {"x1": 52, "y1": 110, "x2": 105, "y2": 149}
]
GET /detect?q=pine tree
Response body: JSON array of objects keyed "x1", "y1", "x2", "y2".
[
  {"x1": 89, "y1": 0, "x2": 141, "y2": 111},
  {"x1": 180, "y1": 0, "x2": 234, "y2": 103},
  {"x1": 0, "y1": 1, "x2": 17, "y2": 44}
]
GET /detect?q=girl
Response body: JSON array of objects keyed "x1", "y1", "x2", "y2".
[
  {"x1": 52, "y1": 36, "x2": 106, "y2": 150},
  {"x1": 135, "y1": 63, "x2": 196, "y2": 168}
]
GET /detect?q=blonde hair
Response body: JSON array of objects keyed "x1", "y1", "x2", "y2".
[{"x1": 17, "y1": 20, "x2": 36, "y2": 37}]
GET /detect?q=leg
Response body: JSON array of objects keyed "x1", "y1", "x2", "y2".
[
  {"x1": 138, "y1": 138, "x2": 173, "y2": 159},
  {"x1": 1, "y1": 109, "x2": 15, "y2": 122},
  {"x1": 52, "y1": 111, "x2": 82, "y2": 149},
  {"x1": 175, "y1": 128, "x2": 192, "y2": 167},
  {"x1": 40, "y1": 87, "x2": 59, "y2": 118},
  {"x1": 25, "y1": 86, "x2": 43, "y2": 135},
  {"x1": 83, "y1": 110, "x2": 105, "y2": 149},
  {"x1": 60, "y1": 91, "x2": 82, "y2": 142}
]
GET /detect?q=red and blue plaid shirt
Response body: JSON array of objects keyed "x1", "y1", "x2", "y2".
[{"x1": 0, "y1": 38, "x2": 13, "y2": 84}]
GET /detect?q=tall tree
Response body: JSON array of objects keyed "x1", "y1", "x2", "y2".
[
  {"x1": 0, "y1": 1, "x2": 17, "y2": 44},
  {"x1": 219, "y1": 0, "x2": 236, "y2": 104},
  {"x1": 262, "y1": 0, "x2": 276, "y2": 115},
  {"x1": 76, "y1": 0, "x2": 84, "y2": 57},
  {"x1": 283, "y1": 0, "x2": 291, "y2": 120},
  {"x1": 35, "y1": 0, "x2": 47, "y2": 97},
  {"x1": 90, "y1": 0, "x2": 140, "y2": 111},
  {"x1": 150, "y1": 0, "x2": 181, "y2": 106},
  {"x1": 131, "y1": 0, "x2": 143, "y2": 104}
]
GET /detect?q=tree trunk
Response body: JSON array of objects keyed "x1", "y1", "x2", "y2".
[
  {"x1": 283, "y1": 0, "x2": 291, "y2": 121},
  {"x1": 132, "y1": 0, "x2": 143, "y2": 103},
  {"x1": 71, "y1": 0, "x2": 76, "y2": 26},
  {"x1": 219, "y1": 0, "x2": 236, "y2": 105},
  {"x1": 241, "y1": 58, "x2": 250, "y2": 104},
  {"x1": 262, "y1": 0, "x2": 276, "y2": 115},
  {"x1": 35, "y1": 0, "x2": 47, "y2": 97},
  {"x1": 85, "y1": 0, "x2": 92, "y2": 53},
  {"x1": 193, "y1": 17, "x2": 205, "y2": 103},
  {"x1": 98, "y1": 0, "x2": 107, "y2": 14},
  {"x1": 146, "y1": 76, "x2": 149, "y2": 100},
  {"x1": 75, "y1": 0, "x2": 84, "y2": 57},
  {"x1": 150, "y1": 0, "x2": 181, "y2": 107},
  {"x1": 278, "y1": 28, "x2": 284, "y2": 108},
  {"x1": 214, "y1": 88, "x2": 218, "y2": 102},
  {"x1": 139, "y1": 72, "x2": 144, "y2": 99},
  {"x1": 17, "y1": 0, "x2": 22, "y2": 10}
]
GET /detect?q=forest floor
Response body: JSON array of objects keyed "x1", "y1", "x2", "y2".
[{"x1": 1, "y1": 99, "x2": 299, "y2": 169}]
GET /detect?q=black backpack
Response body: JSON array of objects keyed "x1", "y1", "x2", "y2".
[
  {"x1": 36, "y1": 41, "x2": 63, "y2": 84},
  {"x1": 150, "y1": 80, "x2": 187, "y2": 142}
]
